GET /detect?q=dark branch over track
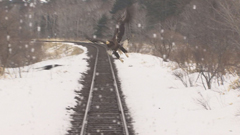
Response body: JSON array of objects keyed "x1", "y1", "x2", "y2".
[{"x1": 66, "y1": 42, "x2": 135, "y2": 135}]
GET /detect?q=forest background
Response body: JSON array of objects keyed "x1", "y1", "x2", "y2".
[{"x1": 1, "y1": 0, "x2": 240, "y2": 89}]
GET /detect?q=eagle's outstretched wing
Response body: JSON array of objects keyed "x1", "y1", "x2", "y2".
[
  {"x1": 112, "y1": 8, "x2": 132, "y2": 44},
  {"x1": 85, "y1": 35, "x2": 106, "y2": 44}
]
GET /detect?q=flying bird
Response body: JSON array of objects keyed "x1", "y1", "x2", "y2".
[{"x1": 86, "y1": 7, "x2": 132, "y2": 62}]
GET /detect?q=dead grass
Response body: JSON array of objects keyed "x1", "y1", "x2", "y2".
[
  {"x1": 228, "y1": 77, "x2": 240, "y2": 91},
  {"x1": 42, "y1": 42, "x2": 84, "y2": 60},
  {"x1": 37, "y1": 38, "x2": 89, "y2": 42}
]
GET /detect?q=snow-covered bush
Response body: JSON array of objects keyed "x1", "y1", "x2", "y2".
[
  {"x1": 194, "y1": 92, "x2": 211, "y2": 110},
  {"x1": 172, "y1": 61, "x2": 196, "y2": 87},
  {"x1": 173, "y1": 69, "x2": 194, "y2": 87}
]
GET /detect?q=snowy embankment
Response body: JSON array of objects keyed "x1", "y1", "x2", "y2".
[
  {"x1": 0, "y1": 43, "x2": 88, "y2": 135},
  {"x1": 115, "y1": 53, "x2": 240, "y2": 135}
]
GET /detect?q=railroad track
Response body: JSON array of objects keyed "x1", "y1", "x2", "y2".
[{"x1": 67, "y1": 42, "x2": 134, "y2": 135}]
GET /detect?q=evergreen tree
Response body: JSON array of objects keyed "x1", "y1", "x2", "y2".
[
  {"x1": 94, "y1": 14, "x2": 108, "y2": 38},
  {"x1": 140, "y1": 0, "x2": 179, "y2": 24},
  {"x1": 110, "y1": 0, "x2": 134, "y2": 14}
]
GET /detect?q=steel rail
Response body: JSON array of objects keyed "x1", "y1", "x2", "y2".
[
  {"x1": 79, "y1": 45, "x2": 99, "y2": 135},
  {"x1": 105, "y1": 46, "x2": 129, "y2": 135},
  {"x1": 79, "y1": 44, "x2": 129, "y2": 135}
]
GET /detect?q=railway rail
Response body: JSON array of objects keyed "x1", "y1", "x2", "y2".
[{"x1": 67, "y1": 42, "x2": 134, "y2": 135}]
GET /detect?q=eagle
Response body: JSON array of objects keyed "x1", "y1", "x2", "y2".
[{"x1": 85, "y1": 7, "x2": 132, "y2": 62}]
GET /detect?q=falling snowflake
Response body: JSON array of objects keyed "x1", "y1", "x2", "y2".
[
  {"x1": 29, "y1": 22, "x2": 32, "y2": 27},
  {"x1": 193, "y1": 5, "x2": 196, "y2": 9},
  {"x1": 161, "y1": 29, "x2": 164, "y2": 33},
  {"x1": 153, "y1": 33, "x2": 157, "y2": 38},
  {"x1": 20, "y1": 19, "x2": 23, "y2": 23},
  {"x1": 163, "y1": 54, "x2": 166, "y2": 59},
  {"x1": 25, "y1": 44, "x2": 28, "y2": 48},
  {"x1": 5, "y1": 16, "x2": 8, "y2": 20},
  {"x1": 7, "y1": 35, "x2": 10, "y2": 41},
  {"x1": 138, "y1": 23, "x2": 141, "y2": 28},
  {"x1": 30, "y1": 3, "x2": 34, "y2": 7},
  {"x1": 9, "y1": 48, "x2": 12, "y2": 53},
  {"x1": 37, "y1": 26, "x2": 41, "y2": 32},
  {"x1": 93, "y1": 35, "x2": 96, "y2": 39},
  {"x1": 31, "y1": 48, "x2": 35, "y2": 53}
]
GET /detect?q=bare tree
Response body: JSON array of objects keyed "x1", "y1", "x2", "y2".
[
  {"x1": 175, "y1": 0, "x2": 237, "y2": 89},
  {"x1": 0, "y1": 2, "x2": 44, "y2": 77}
]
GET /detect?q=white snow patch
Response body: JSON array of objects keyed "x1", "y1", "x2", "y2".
[
  {"x1": 0, "y1": 43, "x2": 89, "y2": 135},
  {"x1": 115, "y1": 53, "x2": 240, "y2": 135}
]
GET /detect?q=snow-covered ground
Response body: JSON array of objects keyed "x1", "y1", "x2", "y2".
[
  {"x1": 1, "y1": 42, "x2": 240, "y2": 135},
  {"x1": 0, "y1": 43, "x2": 89, "y2": 135},
  {"x1": 115, "y1": 53, "x2": 240, "y2": 135}
]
